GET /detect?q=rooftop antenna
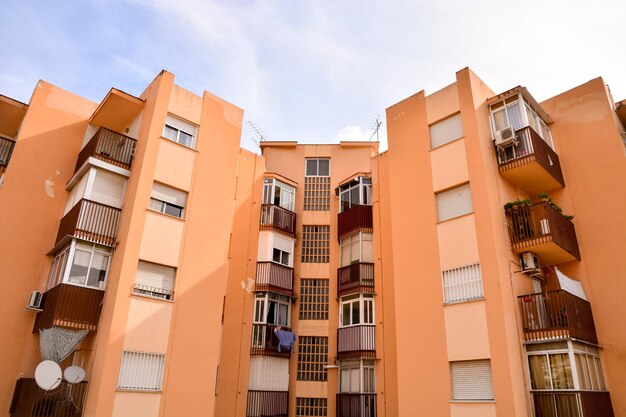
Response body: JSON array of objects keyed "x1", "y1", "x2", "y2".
[
  {"x1": 368, "y1": 115, "x2": 382, "y2": 142},
  {"x1": 248, "y1": 120, "x2": 268, "y2": 143}
]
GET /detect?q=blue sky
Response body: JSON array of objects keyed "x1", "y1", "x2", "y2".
[{"x1": 2, "y1": 0, "x2": 625, "y2": 151}]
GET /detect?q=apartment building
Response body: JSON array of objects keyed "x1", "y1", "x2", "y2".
[{"x1": 1, "y1": 67, "x2": 625, "y2": 417}]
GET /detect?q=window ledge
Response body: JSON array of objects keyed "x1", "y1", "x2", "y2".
[
  {"x1": 116, "y1": 389, "x2": 163, "y2": 394},
  {"x1": 449, "y1": 400, "x2": 496, "y2": 403},
  {"x1": 436, "y1": 211, "x2": 475, "y2": 224},
  {"x1": 146, "y1": 208, "x2": 186, "y2": 222},
  {"x1": 443, "y1": 297, "x2": 485, "y2": 307},
  {"x1": 131, "y1": 291, "x2": 175, "y2": 303},
  {"x1": 160, "y1": 136, "x2": 198, "y2": 152}
]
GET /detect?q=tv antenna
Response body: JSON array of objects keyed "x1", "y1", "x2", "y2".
[
  {"x1": 368, "y1": 116, "x2": 382, "y2": 142},
  {"x1": 248, "y1": 120, "x2": 269, "y2": 147}
]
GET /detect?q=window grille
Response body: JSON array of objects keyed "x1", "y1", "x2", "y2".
[
  {"x1": 297, "y1": 336, "x2": 328, "y2": 381},
  {"x1": 117, "y1": 351, "x2": 165, "y2": 391},
  {"x1": 296, "y1": 397, "x2": 328, "y2": 416},
  {"x1": 442, "y1": 263, "x2": 483, "y2": 304},
  {"x1": 299, "y1": 279, "x2": 329, "y2": 320},
  {"x1": 301, "y1": 226, "x2": 330, "y2": 263}
]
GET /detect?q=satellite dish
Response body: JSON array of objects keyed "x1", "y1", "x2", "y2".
[
  {"x1": 64, "y1": 365, "x2": 86, "y2": 384},
  {"x1": 35, "y1": 360, "x2": 62, "y2": 390}
]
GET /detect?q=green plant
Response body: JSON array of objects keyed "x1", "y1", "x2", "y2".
[
  {"x1": 504, "y1": 199, "x2": 532, "y2": 210},
  {"x1": 564, "y1": 215, "x2": 574, "y2": 220},
  {"x1": 537, "y1": 192, "x2": 549, "y2": 200}
]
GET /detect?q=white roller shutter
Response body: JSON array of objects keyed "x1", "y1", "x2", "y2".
[
  {"x1": 436, "y1": 183, "x2": 473, "y2": 221},
  {"x1": 450, "y1": 360, "x2": 494, "y2": 400},
  {"x1": 135, "y1": 261, "x2": 175, "y2": 298},
  {"x1": 165, "y1": 114, "x2": 197, "y2": 136},
  {"x1": 117, "y1": 351, "x2": 165, "y2": 391},
  {"x1": 430, "y1": 113, "x2": 464, "y2": 148},
  {"x1": 91, "y1": 169, "x2": 126, "y2": 208},
  {"x1": 248, "y1": 357, "x2": 289, "y2": 391},
  {"x1": 151, "y1": 183, "x2": 187, "y2": 206}
]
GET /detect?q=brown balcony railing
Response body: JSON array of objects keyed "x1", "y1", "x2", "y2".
[
  {"x1": 337, "y1": 393, "x2": 377, "y2": 417},
  {"x1": 260, "y1": 204, "x2": 296, "y2": 236},
  {"x1": 10, "y1": 378, "x2": 88, "y2": 417},
  {"x1": 531, "y1": 391, "x2": 614, "y2": 417},
  {"x1": 338, "y1": 204, "x2": 373, "y2": 240},
  {"x1": 250, "y1": 324, "x2": 292, "y2": 358},
  {"x1": 337, "y1": 325, "x2": 376, "y2": 359},
  {"x1": 338, "y1": 262, "x2": 374, "y2": 296},
  {"x1": 506, "y1": 201, "x2": 580, "y2": 261},
  {"x1": 255, "y1": 261, "x2": 294, "y2": 296},
  {"x1": 33, "y1": 283, "x2": 104, "y2": 332},
  {"x1": 519, "y1": 290, "x2": 597, "y2": 344},
  {"x1": 75, "y1": 127, "x2": 137, "y2": 172},
  {"x1": 246, "y1": 390, "x2": 288, "y2": 417},
  {"x1": 0, "y1": 136, "x2": 16, "y2": 169},
  {"x1": 496, "y1": 126, "x2": 564, "y2": 187},
  {"x1": 56, "y1": 199, "x2": 121, "y2": 247}
]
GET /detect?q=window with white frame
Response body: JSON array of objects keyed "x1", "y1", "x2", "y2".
[
  {"x1": 258, "y1": 232, "x2": 295, "y2": 267},
  {"x1": 133, "y1": 260, "x2": 176, "y2": 300},
  {"x1": 450, "y1": 359, "x2": 494, "y2": 401},
  {"x1": 339, "y1": 359, "x2": 376, "y2": 393},
  {"x1": 442, "y1": 263, "x2": 484, "y2": 304},
  {"x1": 253, "y1": 292, "x2": 291, "y2": 327},
  {"x1": 339, "y1": 177, "x2": 372, "y2": 212},
  {"x1": 263, "y1": 178, "x2": 295, "y2": 211},
  {"x1": 272, "y1": 248, "x2": 291, "y2": 266},
  {"x1": 117, "y1": 350, "x2": 165, "y2": 391},
  {"x1": 340, "y1": 294, "x2": 374, "y2": 327},
  {"x1": 304, "y1": 159, "x2": 330, "y2": 211},
  {"x1": 490, "y1": 95, "x2": 553, "y2": 148},
  {"x1": 340, "y1": 232, "x2": 373, "y2": 267},
  {"x1": 436, "y1": 183, "x2": 472, "y2": 222},
  {"x1": 305, "y1": 158, "x2": 330, "y2": 177},
  {"x1": 430, "y1": 113, "x2": 464, "y2": 149},
  {"x1": 149, "y1": 183, "x2": 187, "y2": 218},
  {"x1": 163, "y1": 114, "x2": 198, "y2": 149},
  {"x1": 47, "y1": 241, "x2": 111, "y2": 291},
  {"x1": 64, "y1": 168, "x2": 127, "y2": 215}
]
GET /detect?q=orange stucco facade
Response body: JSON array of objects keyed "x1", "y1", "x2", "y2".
[{"x1": 1, "y1": 68, "x2": 625, "y2": 417}]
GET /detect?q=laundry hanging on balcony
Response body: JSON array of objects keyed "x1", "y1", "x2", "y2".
[
  {"x1": 274, "y1": 328, "x2": 296, "y2": 353},
  {"x1": 40, "y1": 327, "x2": 89, "y2": 363},
  {"x1": 555, "y1": 268, "x2": 587, "y2": 300}
]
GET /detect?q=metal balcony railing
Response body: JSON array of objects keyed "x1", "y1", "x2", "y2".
[
  {"x1": 255, "y1": 261, "x2": 294, "y2": 296},
  {"x1": 56, "y1": 199, "x2": 122, "y2": 247},
  {"x1": 33, "y1": 283, "x2": 104, "y2": 332},
  {"x1": 9, "y1": 378, "x2": 88, "y2": 417},
  {"x1": 246, "y1": 390, "x2": 288, "y2": 417},
  {"x1": 337, "y1": 393, "x2": 377, "y2": 417},
  {"x1": 260, "y1": 204, "x2": 296, "y2": 236},
  {"x1": 75, "y1": 127, "x2": 137, "y2": 172},
  {"x1": 337, "y1": 262, "x2": 374, "y2": 296},
  {"x1": 337, "y1": 325, "x2": 376, "y2": 360},
  {"x1": 338, "y1": 204, "x2": 373, "y2": 240},
  {"x1": 250, "y1": 324, "x2": 292, "y2": 358},
  {"x1": 531, "y1": 391, "x2": 614, "y2": 417}
]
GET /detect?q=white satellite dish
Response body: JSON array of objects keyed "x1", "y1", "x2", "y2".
[
  {"x1": 35, "y1": 360, "x2": 62, "y2": 390},
  {"x1": 64, "y1": 365, "x2": 86, "y2": 384}
]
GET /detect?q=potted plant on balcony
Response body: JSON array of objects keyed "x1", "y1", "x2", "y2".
[{"x1": 504, "y1": 198, "x2": 532, "y2": 211}]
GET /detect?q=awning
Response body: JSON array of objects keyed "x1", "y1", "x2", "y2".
[{"x1": 556, "y1": 268, "x2": 587, "y2": 300}]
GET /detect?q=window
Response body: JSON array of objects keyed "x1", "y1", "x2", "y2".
[
  {"x1": 117, "y1": 351, "x2": 165, "y2": 391},
  {"x1": 296, "y1": 397, "x2": 327, "y2": 416},
  {"x1": 430, "y1": 113, "x2": 464, "y2": 149},
  {"x1": 47, "y1": 241, "x2": 111, "y2": 291},
  {"x1": 340, "y1": 232, "x2": 373, "y2": 267},
  {"x1": 528, "y1": 353, "x2": 573, "y2": 390},
  {"x1": 273, "y1": 248, "x2": 291, "y2": 266},
  {"x1": 436, "y1": 183, "x2": 472, "y2": 221},
  {"x1": 253, "y1": 293, "x2": 290, "y2": 326},
  {"x1": 263, "y1": 178, "x2": 295, "y2": 211},
  {"x1": 305, "y1": 159, "x2": 330, "y2": 176},
  {"x1": 149, "y1": 183, "x2": 187, "y2": 218},
  {"x1": 339, "y1": 359, "x2": 376, "y2": 393},
  {"x1": 301, "y1": 225, "x2": 330, "y2": 263},
  {"x1": 491, "y1": 96, "x2": 524, "y2": 132},
  {"x1": 162, "y1": 114, "x2": 197, "y2": 148},
  {"x1": 339, "y1": 177, "x2": 372, "y2": 212},
  {"x1": 450, "y1": 360, "x2": 494, "y2": 401},
  {"x1": 133, "y1": 261, "x2": 175, "y2": 300},
  {"x1": 442, "y1": 263, "x2": 483, "y2": 304},
  {"x1": 304, "y1": 159, "x2": 330, "y2": 211},
  {"x1": 299, "y1": 279, "x2": 329, "y2": 320},
  {"x1": 340, "y1": 294, "x2": 374, "y2": 327},
  {"x1": 297, "y1": 336, "x2": 328, "y2": 381}
]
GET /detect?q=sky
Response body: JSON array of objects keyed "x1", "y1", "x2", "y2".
[{"x1": 2, "y1": 0, "x2": 625, "y2": 152}]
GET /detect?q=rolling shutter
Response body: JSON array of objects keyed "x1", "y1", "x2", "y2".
[
  {"x1": 135, "y1": 261, "x2": 175, "y2": 294},
  {"x1": 151, "y1": 183, "x2": 187, "y2": 207},
  {"x1": 450, "y1": 360, "x2": 494, "y2": 400},
  {"x1": 436, "y1": 183, "x2": 472, "y2": 221},
  {"x1": 430, "y1": 113, "x2": 464, "y2": 148}
]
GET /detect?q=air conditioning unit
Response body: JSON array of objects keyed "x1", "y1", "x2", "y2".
[
  {"x1": 495, "y1": 126, "x2": 518, "y2": 148},
  {"x1": 520, "y1": 252, "x2": 540, "y2": 274},
  {"x1": 26, "y1": 290, "x2": 43, "y2": 311}
]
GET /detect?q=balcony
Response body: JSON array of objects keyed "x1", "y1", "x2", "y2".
[
  {"x1": 33, "y1": 283, "x2": 104, "y2": 332},
  {"x1": 75, "y1": 127, "x2": 137, "y2": 173},
  {"x1": 519, "y1": 290, "x2": 597, "y2": 344},
  {"x1": 0, "y1": 135, "x2": 15, "y2": 173},
  {"x1": 338, "y1": 204, "x2": 373, "y2": 240},
  {"x1": 337, "y1": 325, "x2": 375, "y2": 360},
  {"x1": 255, "y1": 262, "x2": 294, "y2": 296},
  {"x1": 531, "y1": 391, "x2": 614, "y2": 417},
  {"x1": 246, "y1": 390, "x2": 288, "y2": 417},
  {"x1": 506, "y1": 202, "x2": 580, "y2": 264},
  {"x1": 337, "y1": 393, "x2": 377, "y2": 417},
  {"x1": 250, "y1": 324, "x2": 292, "y2": 358},
  {"x1": 260, "y1": 204, "x2": 296, "y2": 237},
  {"x1": 496, "y1": 126, "x2": 564, "y2": 194},
  {"x1": 10, "y1": 378, "x2": 88, "y2": 417},
  {"x1": 56, "y1": 199, "x2": 122, "y2": 247},
  {"x1": 338, "y1": 263, "x2": 374, "y2": 296}
]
